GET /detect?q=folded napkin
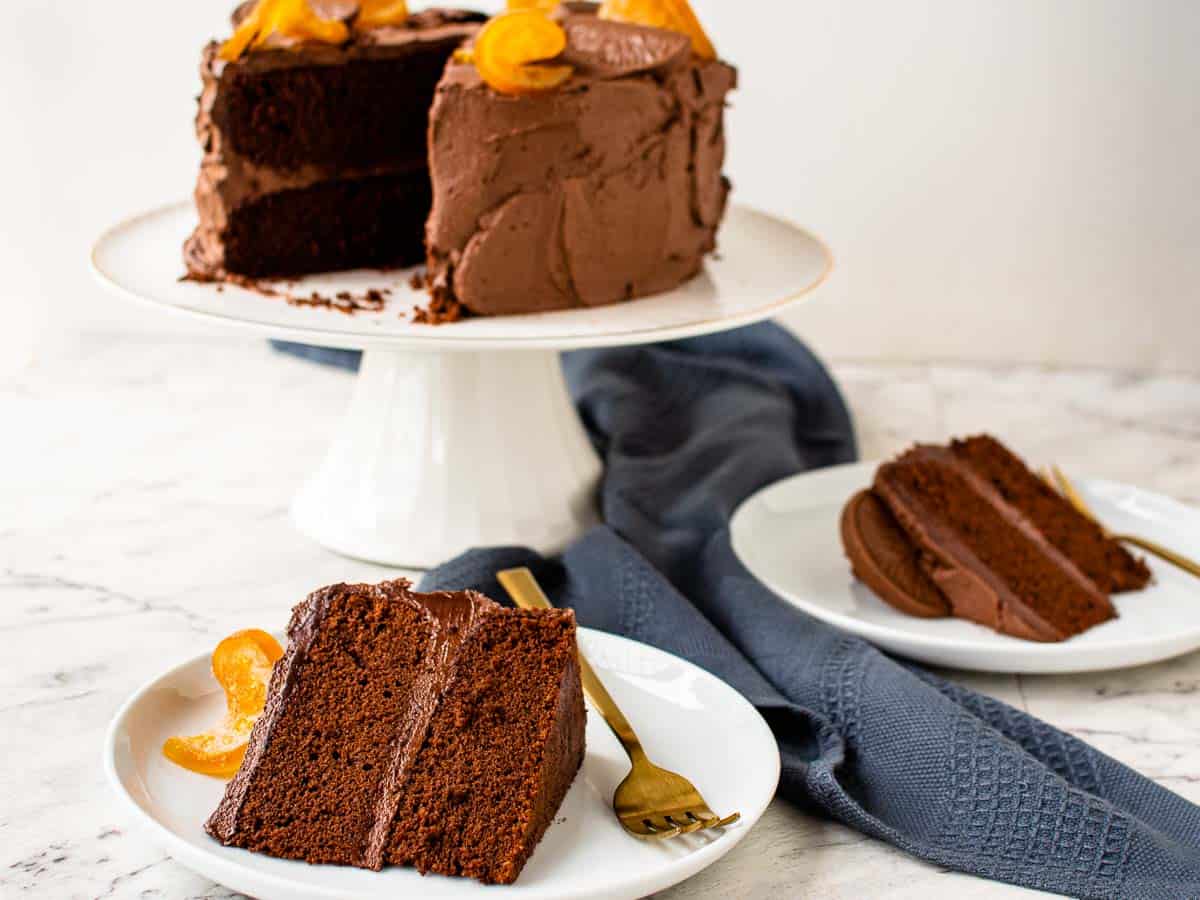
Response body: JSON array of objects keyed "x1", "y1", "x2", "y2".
[{"x1": 275, "y1": 329, "x2": 1200, "y2": 898}]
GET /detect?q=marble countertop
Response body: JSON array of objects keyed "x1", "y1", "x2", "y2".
[{"x1": 4, "y1": 334, "x2": 1199, "y2": 899}]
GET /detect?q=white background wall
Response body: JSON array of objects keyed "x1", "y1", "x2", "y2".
[{"x1": 1, "y1": 1, "x2": 1196, "y2": 372}]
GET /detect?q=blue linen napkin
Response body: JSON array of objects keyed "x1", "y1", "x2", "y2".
[{"x1": 274, "y1": 329, "x2": 1200, "y2": 898}]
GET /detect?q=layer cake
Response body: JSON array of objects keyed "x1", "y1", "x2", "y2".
[
  {"x1": 206, "y1": 579, "x2": 586, "y2": 884},
  {"x1": 185, "y1": 1, "x2": 735, "y2": 319}
]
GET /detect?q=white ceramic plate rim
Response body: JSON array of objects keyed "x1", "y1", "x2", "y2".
[
  {"x1": 88, "y1": 202, "x2": 832, "y2": 352},
  {"x1": 730, "y1": 461, "x2": 1200, "y2": 672},
  {"x1": 103, "y1": 627, "x2": 780, "y2": 900}
]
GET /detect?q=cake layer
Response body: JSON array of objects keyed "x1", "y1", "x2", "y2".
[
  {"x1": 202, "y1": 9, "x2": 483, "y2": 173},
  {"x1": 187, "y1": 171, "x2": 432, "y2": 278},
  {"x1": 949, "y1": 435, "x2": 1151, "y2": 593},
  {"x1": 425, "y1": 13, "x2": 736, "y2": 316},
  {"x1": 206, "y1": 580, "x2": 584, "y2": 884},
  {"x1": 185, "y1": 8, "x2": 483, "y2": 280},
  {"x1": 874, "y1": 446, "x2": 1117, "y2": 641}
]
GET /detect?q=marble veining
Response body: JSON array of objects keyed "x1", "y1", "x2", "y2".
[{"x1": 2, "y1": 334, "x2": 1199, "y2": 899}]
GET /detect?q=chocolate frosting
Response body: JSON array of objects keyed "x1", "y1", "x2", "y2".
[
  {"x1": 425, "y1": 13, "x2": 736, "y2": 316},
  {"x1": 841, "y1": 489, "x2": 950, "y2": 619}
]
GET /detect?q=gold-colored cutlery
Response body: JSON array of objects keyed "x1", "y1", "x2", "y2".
[
  {"x1": 497, "y1": 567, "x2": 741, "y2": 841},
  {"x1": 1044, "y1": 465, "x2": 1200, "y2": 580}
]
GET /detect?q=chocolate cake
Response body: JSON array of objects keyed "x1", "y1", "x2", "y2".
[
  {"x1": 842, "y1": 436, "x2": 1151, "y2": 642},
  {"x1": 185, "y1": 2, "x2": 735, "y2": 317},
  {"x1": 206, "y1": 579, "x2": 586, "y2": 885},
  {"x1": 425, "y1": 11, "x2": 737, "y2": 316},
  {"x1": 185, "y1": 7, "x2": 485, "y2": 280}
]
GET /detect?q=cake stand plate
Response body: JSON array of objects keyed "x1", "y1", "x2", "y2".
[{"x1": 91, "y1": 201, "x2": 832, "y2": 566}]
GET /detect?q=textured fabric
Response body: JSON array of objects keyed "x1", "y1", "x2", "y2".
[{"x1": 275, "y1": 328, "x2": 1200, "y2": 898}]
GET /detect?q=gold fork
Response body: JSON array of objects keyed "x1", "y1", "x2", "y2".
[
  {"x1": 497, "y1": 567, "x2": 741, "y2": 840},
  {"x1": 1045, "y1": 465, "x2": 1200, "y2": 579}
]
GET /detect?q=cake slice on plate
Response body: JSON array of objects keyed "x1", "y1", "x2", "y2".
[
  {"x1": 206, "y1": 579, "x2": 585, "y2": 885},
  {"x1": 841, "y1": 435, "x2": 1151, "y2": 642}
]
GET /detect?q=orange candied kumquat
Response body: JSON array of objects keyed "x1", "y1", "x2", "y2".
[
  {"x1": 506, "y1": 0, "x2": 560, "y2": 10},
  {"x1": 473, "y1": 10, "x2": 574, "y2": 95},
  {"x1": 220, "y1": 0, "x2": 350, "y2": 61},
  {"x1": 355, "y1": 0, "x2": 410, "y2": 30},
  {"x1": 161, "y1": 629, "x2": 284, "y2": 778}
]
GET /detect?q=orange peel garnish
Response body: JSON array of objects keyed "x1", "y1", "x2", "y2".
[
  {"x1": 162, "y1": 629, "x2": 284, "y2": 778},
  {"x1": 220, "y1": 0, "x2": 350, "y2": 61},
  {"x1": 506, "y1": 0, "x2": 560, "y2": 10},
  {"x1": 473, "y1": 10, "x2": 574, "y2": 95},
  {"x1": 355, "y1": 0, "x2": 410, "y2": 30},
  {"x1": 598, "y1": 0, "x2": 715, "y2": 59}
]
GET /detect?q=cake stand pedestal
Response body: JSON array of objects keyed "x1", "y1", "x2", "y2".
[
  {"x1": 91, "y1": 202, "x2": 831, "y2": 567},
  {"x1": 291, "y1": 348, "x2": 601, "y2": 566}
]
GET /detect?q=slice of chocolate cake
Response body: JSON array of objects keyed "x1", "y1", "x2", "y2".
[
  {"x1": 185, "y1": 6, "x2": 484, "y2": 280},
  {"x1": 841, "y1": 435, "x2": 1151, "y2": 642},
  {"x1": 206, "y1": 579, "x2": 585, "y2": 885},
  {"x1": 948, "y1": 435, "x2": 1151, "y2": 593},
  {"x1": 425, "y1": 11, "x2": 736, "y2": 316}
]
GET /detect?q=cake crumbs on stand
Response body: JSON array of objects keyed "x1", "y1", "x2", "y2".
[{"x1": 411, "y1": 273, "x2": 468, "y2": 324}]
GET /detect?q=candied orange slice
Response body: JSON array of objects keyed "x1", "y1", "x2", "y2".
[
  {"x1": 355, "y1": 0, "x2": 409, "y2": 30},
  {"x1": 506, "y1": 0, "x2": 560, "y2": 10},
  {"x1": 598, "y1": 0, "x2": 715, "y2": 59},
  {"x1": 220, "y1": 0, "x2": 350, "y2": 61},
  {"x1": 162, "y1": 629, "x2": 284, "y2": 778},
  {"x1": 473, "y1": 10, "x2": 574, "y2": 95}
]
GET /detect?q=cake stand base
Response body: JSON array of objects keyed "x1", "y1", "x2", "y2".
[
  {"x1": 92, "y1": 202, "x2": 831, "y2": 568},
  {"x1": 289, "y1": 348, "x2": 602, "y2": 568}
]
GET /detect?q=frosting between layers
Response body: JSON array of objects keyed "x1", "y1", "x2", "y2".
[
  {"x1": 425, "y1": 13, "x2": 736, "y2": 316},
  {"x1": 361, "y1": 587, "x2": 492, "y2": 869}
]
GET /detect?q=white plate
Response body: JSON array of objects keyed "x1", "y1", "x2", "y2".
[
  {"x1": 731, "y1": 461, "x2": 1200, "y2": 674},
  {"x1": 90, "y1": 202, "x2": 832, "y2": 352},
  {"x1": 104, "y1": 627, "x2": 779, "y2": 900}
]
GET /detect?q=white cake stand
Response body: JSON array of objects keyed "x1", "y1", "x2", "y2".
[{"x1": 91, "y1": 201, "x2": 832, "y2": 567}]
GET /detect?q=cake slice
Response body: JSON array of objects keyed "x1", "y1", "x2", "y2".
[
  {"x1": 206, "y1": 579, "x2": 585, "y2": 885},
  {"x1": 841, "y1": 435, "x2": 1152, "y2": 642},
  {"x1": 424, "y1": 10, "x2": 737, "y2": 316},
  {"x1": 947, "y1": 435, "x2": 1151, "y2": 593},
  {"x1": 185, "y1": 7, "x2": 484, "y2": 280},
  {"x1": 873, "y1": 445, "x2": 1118, "y2": 641}
]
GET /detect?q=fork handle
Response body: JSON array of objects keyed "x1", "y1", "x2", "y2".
[
  {"x1": 1114, "y1": 534, "x2": 1200, "y2": 580},
  {"x1": 497, "y1": 568, "x2": 650, "y2": 765}
]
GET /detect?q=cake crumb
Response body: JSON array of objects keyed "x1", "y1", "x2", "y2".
[{"x1": 411, "y1": 273, "x2": 467, "y2": 324}]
